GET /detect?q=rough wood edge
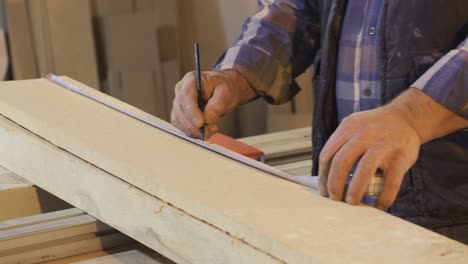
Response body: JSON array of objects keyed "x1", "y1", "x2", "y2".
[{"x1": 0, "y1": 115, "x2": 283, "y2": 264}]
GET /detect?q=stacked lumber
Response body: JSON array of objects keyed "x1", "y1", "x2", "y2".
[
  {"x1": 239, "y1": 127, "x2": 312, "y2": 166},
  {"x1": 0, "y1": 166, "x2": 71, "y2": 221},
  {"x1": 0, "y1": 209, "x2": 133, "y2": 263},
  {"x1": 0, "y1": 167, "x2": 173, "y2": 263},
  {"x1": 73, "y1": 249, "x2": 173, "y2": 264},
  {"x1": 0, "y1": 76, "x2": 466, "y2": 263},
  {"x1": 274, "y1": 160, "x2": 312, "y2": 176}
]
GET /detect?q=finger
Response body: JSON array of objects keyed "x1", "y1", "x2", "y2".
[
  {"x1": 200, "y1": 72, "x2": 217, "y2": 101},
  {"x1": 205, "y1": 124, "x2": 219, "y2": 139},
  {"x1": 179, "y1": 98, "x2": 205, "y2": 129},
  {"x1": 327, "y1": 140, "x2": 366, "y2": 201},
  {"x1": 175, "y1": 77, "x2": 205, "y2": 129},
  {"x1": 204, "y1": 85, "x2": 230, "y2": 125},
  {"x1": 318, "y1": 162, "x2": 330, "y2": 197},
  {"x1": 374, "y1": 166, "x2": 405, "y2": 210},
  {"x1": 172, "y1": 102, "x2": 200, "y2": 138},
  {"x1": 318, "y1": 125, "x2": 355, "y2": 197},
  {"x1": 345, "y1": 150, "x2": 382, "y2": 205},
  {"x1": 175, "y1": 72, "x2": 196, "y2": 94},
  {"x1": 171, "y1": 117, "x2": 188, "y2": 138}
]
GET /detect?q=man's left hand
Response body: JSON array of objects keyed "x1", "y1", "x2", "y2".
[{"x1": 318, "y1": 88, "x2": 468, "y2": 210}]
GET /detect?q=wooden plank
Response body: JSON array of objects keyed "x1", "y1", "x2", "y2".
[
  {"x1": 0, "y1": 169, "x2": 71, "y2": 221},
  {"x1": 0, "y1": 186, "x2": 43, "y2": 221},
  {"x1": 0, "y1": 208, "x2": 82, "y2": 231},
  {"x1": 0, "y1": 172, "x2": 32, "y2": 191},
  {"x1": 0, "y1": 214, "x2": 112, "y2": 252},
  {"x1": 0, "y1": 77, "x2": 467, "y2": 263},
  {"x1": 0, "y1": 165, "x2": 9, "y2": 175},
  {"x1": 45, "y1": 244, "x2": 155, "y2": 264},
  {"x1": 275, "y1": 160, "x2": 313, "y2": 176},
  {"x1": 74, "y1": 250, "x2": 171, "y2": 264},
  {"x1": 0, "y1": 116, "x2": 279, "y2": 264},
  {"x1": 239, "y1": 127, "x2": 312, "y2": 164},
  {"x1": 5, "y1": 0, "x2": 38, "y2": 79},
  {"x1": 0, "y1": 232, "x2": 132, "y2": 264}
]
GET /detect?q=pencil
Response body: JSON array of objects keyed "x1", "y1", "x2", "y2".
[{"x1": 194, "y1": 43, "x2": 205, "y2": 140}]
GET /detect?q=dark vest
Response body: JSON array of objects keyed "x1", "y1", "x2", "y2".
[{"x1": 311, "y1": 0, "x2": 468, "y2": 228}]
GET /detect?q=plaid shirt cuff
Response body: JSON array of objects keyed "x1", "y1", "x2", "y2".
[
  {"x1": 214, "y1": 44, "x2": 301, "y2": 105},
  {"x1": 412, "y1": 38, "x2": 468, "y2": 119}
]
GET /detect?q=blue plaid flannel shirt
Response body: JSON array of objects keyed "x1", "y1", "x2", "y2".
[{"x1": 214, "y1": 0, "x2": 468, "y2": 120}]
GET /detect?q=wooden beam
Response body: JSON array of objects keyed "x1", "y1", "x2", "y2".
[
  {"x1": 0, "y1": 208, "x2": 82, "y2": 231},
  {"x1": 0, "y1": 77, "x2": 466, "y2": 263},
  {"x1": 0, "y1": 208, "x2": 133, "y2": 263},
  {"x1": 239, "y1": 127, "x2": 312, "y2": 165},
  {"x1": 0, "y1": 233, "x2": 132, "y2": 264},
  {"x1": 73, "y1": 250, "x2": 172, "y2": 264},
  {"x1": 275, "y1": 160, "x2": 312, "y2": 176},
  {"x1": 0, "y1": 115, "x2": 279, "y2": 263},
  {"x1": 0, "y1": 214, "x2": 112, "y2": 253},
  {"x1": 0, "y1": 168, "x2": 71, "y2": 221}
]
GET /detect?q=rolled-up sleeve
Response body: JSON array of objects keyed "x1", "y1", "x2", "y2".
[
  {"x1": 412, "y1": 37, "x2": 468, "y2": 119},
  {"x1": 213, "y1": 0, "x2": 321, "y2": 104}
]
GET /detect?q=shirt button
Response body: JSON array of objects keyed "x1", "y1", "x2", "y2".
[
  {"x1": 363, "y1": 88, "x2": 372, "y2": 97},
  {"x1": 368, "y1": 27, "x2": 376, "y2": 35}
]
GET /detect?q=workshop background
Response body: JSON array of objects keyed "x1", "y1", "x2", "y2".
[{"x1": 0, "y1": 0, "x2": 313, "y2": 138}]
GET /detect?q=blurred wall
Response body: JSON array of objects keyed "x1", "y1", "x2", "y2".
[
  {"x1": 0, "y1": 0, "x2": 8, "y2": 81},
  {"x1": 0, "y1": 0, "x2": 5, "y2": 29}
]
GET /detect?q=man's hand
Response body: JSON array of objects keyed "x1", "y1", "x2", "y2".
[
  {"x1": 319, "y1": 88, "x2": 468, "y2": 210},
  {"x1": 171, "y1": 70, "x2": 256, "y2": 139}
]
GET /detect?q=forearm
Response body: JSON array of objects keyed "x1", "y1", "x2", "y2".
[
  {"x1": 386, "y1": 88, "x2": 468, "y2": 144},
  {"x1": 213, "y1": 0, "x2": 320, "y2": 104}
]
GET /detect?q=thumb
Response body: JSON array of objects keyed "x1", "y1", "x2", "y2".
[{"x1": 204, "y1": 83, "x2": 234, "y2": 125}]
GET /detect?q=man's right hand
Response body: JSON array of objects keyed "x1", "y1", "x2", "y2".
[{"x1": 171, "y1": 70, "x2": 257, "y2": 139}]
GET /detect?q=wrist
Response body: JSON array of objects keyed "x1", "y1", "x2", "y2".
[
  {"x1": 385, "y1": 88, "x2": 468, "y2": 143},
  {"x1": 220, "y1": 69, "x2": 258, "y2": 104}
]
